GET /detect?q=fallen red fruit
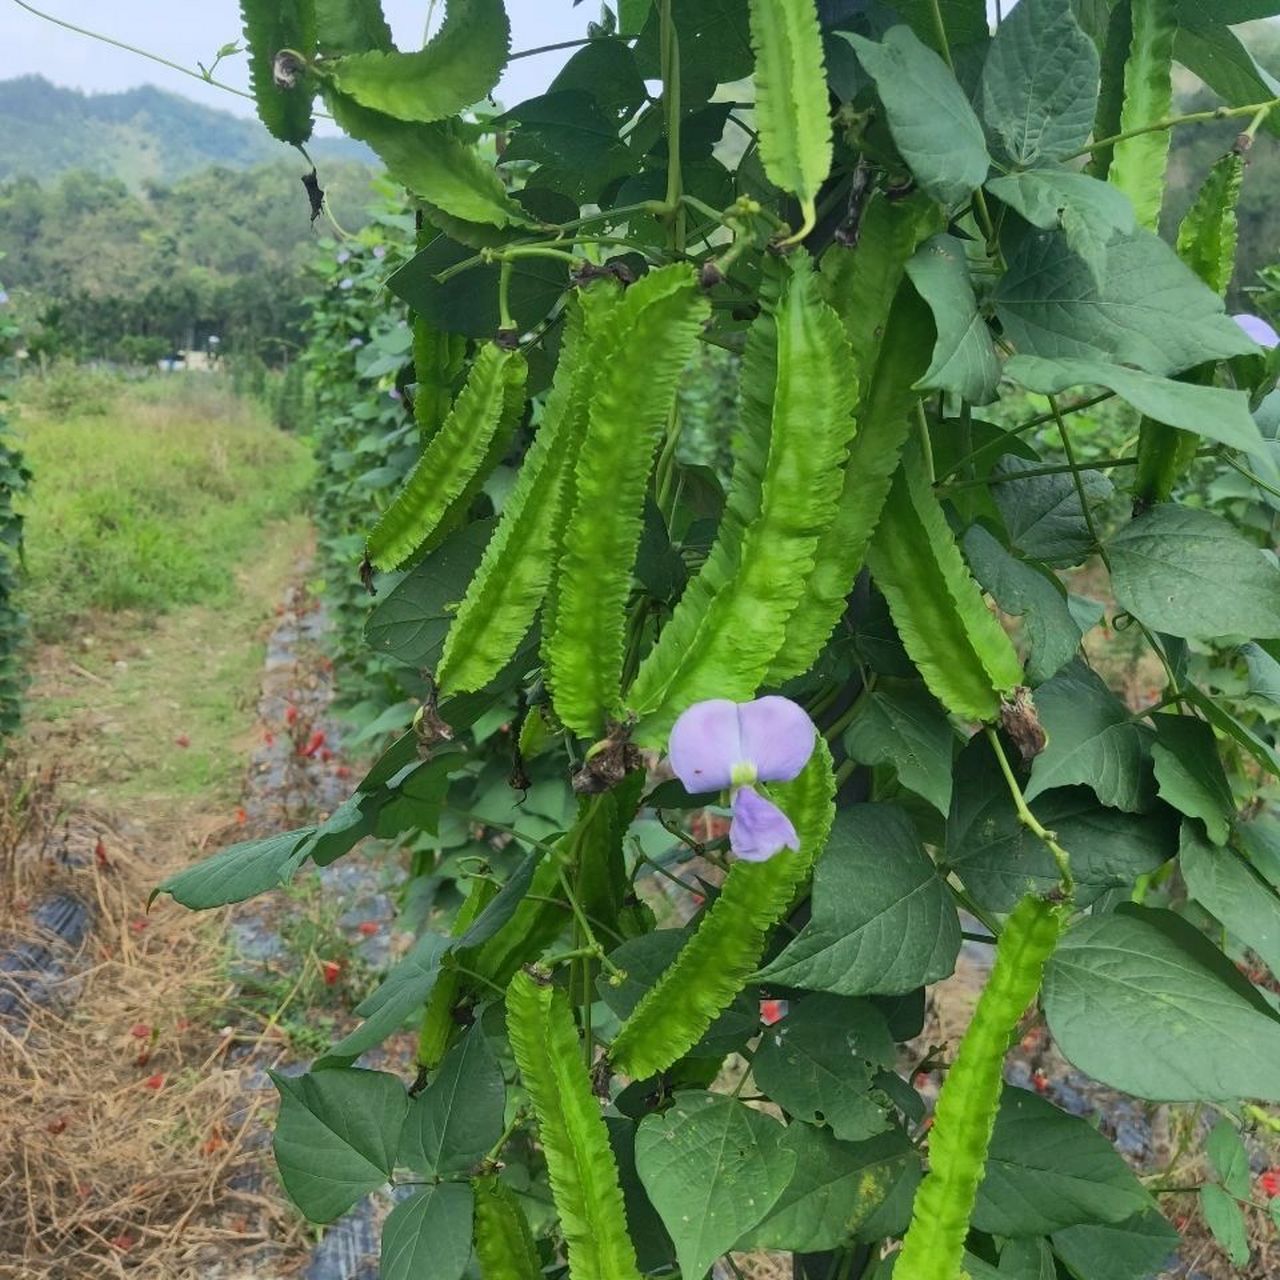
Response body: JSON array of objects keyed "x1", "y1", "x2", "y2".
[
  {"x1": 1031, "y1": 1069, "x2": 1050, "y2": 1094},
  {"x1": 300, "y1": 729, "x2": 327, "y2": 758},
  {"x1": 94, "y1": 837, "x2": 109, "y2": 869},
  {"x1": 334, "y1": 764, "x2": 352, "y2": 779},
  {"x1": 234, "y1": 807, "x2": 247, "y2": 824},
  {"x1": 47, "y1": 1116, "x2": 67, "y2": 1135},
  {"x1": 129, "y1": 917, "x2": 148, "y2": 933},
  {"x1": 357, "y1": 921, "x2": 379, "y2": 937},
  {"x1": 263, "y1": 730, "x2": 275, "y2": 747},
  {"x1": 175, "y1": 734, "x2": 190, "y2": 748},
  {"x1": 129, "y1": 1023, "x2": 151, "y2": 1039},
  {"x1": 109, "y1": 1234, "x2": 135, "y2": 1252},
  {"x1": 1260, "y1": 1168, "x2": 1280, "y2": 1199},
  {"x1": 285, "y1": 704, "x2": 299, "y2": 726},
  {"x1": 143, "y1": 1073, "x2": 164, "y2": 1091},
  {"x1": 321, "y1": 960, "x2": 342, "y2": 985}
]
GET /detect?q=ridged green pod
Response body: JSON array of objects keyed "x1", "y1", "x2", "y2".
[
  {"x1": 1134, "y1": 149, "x2": 1245, "y2": 505},
  {"x1": 866, "y1": 445, "x2": 1023, "y2": 722},
  {"x1": 766, "y1": 194, "x2": 943, "y2": 682},
  {"x1": 437, "y1": 282, "x2": 621, "y2": 695},
  {"x1": 609, "y1": 739, "x2": 836, "y2": 1080},
  {"x1": 506, "y1": 970, "x2": 642, "y2": 1280},
  {"x1": 240, "y1": 0, "x2": 316, "y2": 145},
  {"x1": 1107, "y1": 0, "x2": 1177, "y2": 231},
  {"x1": 472, "y1": 1174, "x2": 541, "y2": 1280},
  {"x1": 895, "y1": 895, "x2": 1065, "y2": 1280},
  {"x1": 545, "y1": 264, "x2": 709, "y2": 739},
  {"x1": 325, "y1": 0, "x2": 510, "y2": 124},
  {"x1": 412, "y1": 316, "x2": 466, "y2": 446},
  {"x1": 628, "y1": 256, "x2": 856, "y2": 745},
  {"x1": 367, "y1": 343, "x2": 526, "y2": 571},
  {"x1": 748, "y1": 0, "x2": 832, "y2": 233}
]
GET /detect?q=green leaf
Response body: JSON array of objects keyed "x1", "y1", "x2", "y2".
[
  {"x1": 1050, "y1": 1209, "x2": 1179, "y2": 1280},
  {"x1": 843, "y1": 681, "x2": 956, "y2": 813},
  {"x1": 548, "y1": 38, "x2": 647, "y2": 122},
  {"x1": 1199, "y1": 1184, "x2": 1250, "y2": 1267},
  {"x1": 240, "y1": 0, "x2": 315, "y2": 144},
  {"x1": 1150, "y1": 719, "x2": 1234, "y2": 845},
  {"x1": 747, "y1": 0, "x2": 832, "y2": 213},
  {"x1": 1182, "y1": 821, "x2": 1280, "y2": 978},
  {"x1": 948, "y1": 735, "x2": 1178, "y2": 911},
  {"x1": 1183, "y1": 684, "x2": 1280, "y2": 780},
  {"x1": 735, "y1": 1125, "x2": 919, "y2": 1252},
  {"x1": 365, "y1": 519, "x2": 494, "y2": 668},
  {"x1": 318, "y1": 932, "x2": 452, "y2": 1066},
  {"x1": 315, "y1": 0, "x2": 393, "y2": 54},
  {"x1": 1006, "y1": 355, "x2": 1271, "y2": 459},
  {"x1": 890, "y1": 0, "x2": 990, "y2": 53},
  {"x1": 151, "y1": 828, "x2": 313, "y2": 909},
  {"x1": 904, "y1": 234, "x2": 1001, "y2": 404},
  {"x1": 753, "y1": 994, "x2": 897, "y2": 1140},
  {"x1": 398, "y1": 1025, "x2": 504, "y2": 1175},
  {"x1": 843, "y1": 26, "x2": 990, "y2": 206},
  {"x1": 994, "y1": 226, "x2": 1259, "y2": 375},
  {"x1": 973, "y1": 1089, "x2": 1154, "y2": 1236},
  {"x1": 991, "y1": 458, "x2": 1111, "y2": 569},
  {"x1": 271, "y1": 1068, "x2": 407, "y2": 1222},
  {"x1": 1174, "y1": 15, "x2": 1280, "y2": 142},
  {"x1": 472, "y1": 1173, "x2": 541, "y2": 1280},
  {"x1": 1107, "y1": 0, "x2": 1176, "y2": 231},
  {"x1": 1206, "y1": 1117, "x2": 1251, "y2": 1199},
  {"x1": 998, "y1": 1239, "x2": 1056, "y2": 1280},
  {"x1": 1024, "y1": 659, "x2": 1155, "y2": 812},
  {"x1": 963, "y1": 524, "x2": 1082, "y2": 685},
  {"x1": 1107, "y1": 505, "x2": 1280, "y2": 641},
  {"x1": 381, "y1": 1183, "x2": 474, "y2": 1280},
  {"x1": 979, "y1": 0, "x2": 1099, "y2": 165},
  {"x1": 1042, "y1": 905, "x2": 1280, "y2": 1100},
  {"x1": 635, "y1": 1091, "x2": 794, "y2": 1280},
  {"x1": 325, "y1": 0, "x2": 508, "y2": 122},
  {"x1": 760, "y1": 804, "x2": 960, "y2": 995},
  {"x1": 986, "y1": 170, "x2": 1134, "y2": 282}
]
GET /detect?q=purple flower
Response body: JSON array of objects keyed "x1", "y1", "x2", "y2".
[
  {"x1": 1233, "y1": 313, "x2": 1279, "y2": 349},
  {"x1": 667, "y1": 696, "x2": 815, "y2": 862},
  {"x1": 0, "y1": 290, "x2": 8, "y2": 307},
  {"x1": 336, "y1": 250, "x2": 351, "y2": 265},
  {"x1": 346, "y1": 336, "x2": 364, "y2": 350},
  {"x1": 372, "y1": 244, "x2": 387, "y2": 260},
  {"x1": 388, "y1": 387, "x2": 402, "y2": 401},
  {"x1": 339, "y1": 277, "x2": 354, "y2": 291}
]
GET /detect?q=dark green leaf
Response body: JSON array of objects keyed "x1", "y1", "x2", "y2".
[
  {"x1": 1042, "y1": 905, "x2": 1280, "y2": 1100},
  {"x1": 1206, "y1": 1118, "x2": 1251, "y2": 1199},
  {"x1": 1200, "y1": 1185, "x2": 1250, "y2": 1267},
  {"x1": 381, "y1": 1183, "x2": 474, "y2": 1280},
  {"x1": 1174, "y1": 14, "x2": 1280, "y2": 143},
  {"x1": 759, "y1": 805, "x2": 961, "y2": 995},
  {"x1": 979, "y1": 0, "x2": 1098, "y2": 165},
  {"x1": 1241, "y1": 642, "x2": 1280, "y2": 704},
  {"x1": 271, "y1": 1068, "x2": 407, "y2": 1222},
  {"x1": 1150, "y1": 718, "x2": 1234, "y2": 845},
  {"x1": 501, "y1": 92, "x2": 637, "y2": 203},
  {"x1": 998, "y1": 1239, "x2": 1056, "y2": 1280},
  {"x1": 549, "y1": 38, "x2": 647, "y2": 122},
  {"x1": 1050, "y1": 1209, "x2": 1179, "y2": 1280},
  {"x1": 991, "y1": 457, "x2": 1112, "y2": 567},
  {"x1": 1182, "y1": 685, "x2": 1280, "y2": 780},
  {"x1": 152, "y1": 828, "x2": 312, "y2": 909},
  {"x1": 843, "y1": 682, "x2": 956, "y2": 813}
]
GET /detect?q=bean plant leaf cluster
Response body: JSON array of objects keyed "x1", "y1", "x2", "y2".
[{"x1": 155, "y1": 0, "x2": 1280, "y2": 1275}]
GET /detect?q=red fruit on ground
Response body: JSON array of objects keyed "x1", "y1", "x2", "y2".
[
  {"x1": 94, "y1": 837, "x2": 109, "y2": 868},
  {"x1": 335, "y1": 764, "x2": 352, "y2": 779},
  {"x1": 129, "y1": 917, "x2": 148, "y2": 933},
  {"x1": 47, "y1": 1116, "x2": 67, "y2": 1135},
  {"x1": 357, "y1": 921, "x2": 379, "y2": 937},
  {"x1": 263, "y1": 730, "x2": 275, "y2": 746},
  {"x1": 174, "y1": 734, "x2": 190, "y2": 748},
  {"x1": 321, "y1": 960, "x2": 342, "y2": 985},
  {"x1": 1260, "y1": 1168, "x2": 1280, "y2": 1198},
  {"x1": 234, "y1": 807, "x2": 247, "y2": 824},
  {"x1": 129, "y1": 1023, "x2": 150, "y2": 1039},
  {"x1": 300, "y1": 729, "x2": 327, "y2": 758},
  {"x1": 285, "y1": 705, "x2": 298, "y2": 726},
  {"x1": 109, "y1": 1234, "x2": 136, "y2": 1251},
  {"x1": 143, "y1": 1073, "x2": 164, "y2": 1091}
]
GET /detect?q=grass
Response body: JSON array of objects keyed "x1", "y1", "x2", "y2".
[{"x1": 15, "y1": 372, "x2": 312, "y2": 635}]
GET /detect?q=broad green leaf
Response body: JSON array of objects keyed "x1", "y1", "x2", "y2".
[
  {"x1": 843, "y1": 26, "x2": 990, "y2": 206},
  {"x1": 963, "y1": 524, "x2": 1083, "y2": 685},
  {"x1": 1182, "y1": 821, "x2": 1280, "y2": 978},
  {"x1": 948, "y1": 735, "x2": 1177, "y2": 911},
  {"x1": 318, "y1": 932, "x2": 452, "y2": 1066},
  {"x1": 325, "y1": 94, "x2": 528, "y2": 227},
  {"x1": 632, "y1": 0, "x2": 755, "y2": 101},
  {"x1": 325, "y1": 0, "x2": 509, "y2": 123},
  {"x1": 365, "y1": 518, "x2": 494, "y2": 668},
  {"x1": 759, "y1": 804, "x2": 960, "y2": 995},
  {"x1": 735, "y1": 1126, "x2": 919, "y2": 1252},
  {"x1": 381, "y1": 1183, "x2": 474, "y2": 1280},
  {"x1": 999, "y1": 1239, "x2": 1056, "y2": 1280},
  {"x1": 240, "y1": 0, "x2": 315, "y2": 144},
  {"x1": 1199, "y1": 1185, "x2": 1250, "y2": 1267},
  {"x1": 973, "y1": 1089, "x2": 1154, "y2": 1236},
  {"x1": 315, "y1": 0, "x2": 393, "y2": 54},
  {"x1": 904, "y1": 234, "x2": 1001, "y2": 404},
  {"x1": 867, "y1": 445, "x2": 1024, "y2": 722},
  {"x1": 747, "y1": 0, "x2": 831, "y2": 214},
  {"x1": 1151, "y1": 718, "x2": 1234, "y2": 845},
  {"x1": 891, "y1": 0, "x2": 990, "y2": 53},
  {"x1": 398, "y1": 1025, "x2": 504, "y2": 1175},
  {"x1": 1177, "y1": 151, "x2": 1245, "y2": 299},
  {"x1": 753, "y1": 994, "x2": 896, "y2": 1140},
  {"x1": 1174, "y1": 14, "x2": 1280, "y2": 142},
  {"x1": 1206, "y1": 1118, "x2": 1251, "y2": 1199},
  {"x1": 843, "y1": 681, "x2": 956, "y2": 813},
  {"x1": 1182, "y1": 684, "x2": 1280, "y2": 780},
  {"x1": 548, "y1": 38, "x2": 647, "y2": 122},
  {"x1": 151, "y1": 828, "x2": 313, "y2": 909},
  {"x1": 271, "y1": 1068, "x2": 407, "y2": 1222},
  {"x1": 979, "y1": 0, "x2": 1099, "y2": 165},
  {"x1": 1006, "y1": 355, "x2": 1271, "y2": 459},
  {"x1": 994, "y1": 226, "x2": 1259, "y2": 375},
  {"x1": 635, "y1": 1092, "x2": 794, "y2": 1280},
  {"x1": 1107, "y1": 0, "x2": 1176, "y2": 231},
  {"x1": 1024, "y1": 659, "x2": 1155, "y2": 812},
  {"x1": 991, "y1": 456, "x2": 1112, "y2": 567},
  {"x1": 1242, "y1": 641, "x2": 1280, "y2": 704},
  {"x1": 1050, "y1": 1210, "x2": 1179, "y2": 1280},
  {"x1": 986, "y1": 170, "x2": 1133, "y2": 282},
  {"x1": 1107, "y1": 505, "x2": 1280, "y2": 641},
  {"x1": 1042, "y1": 905, "x2": 1280, "y2": 1100}
]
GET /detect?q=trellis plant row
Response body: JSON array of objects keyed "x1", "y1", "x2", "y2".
[
  {"x1": 155, "y1": 1, "x2": 1280, "y2": 1277},
  {"x1": 0, "y1": 275, "x2": 29, "y2": 743}
]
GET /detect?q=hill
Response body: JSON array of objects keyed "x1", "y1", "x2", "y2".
[{"x1": 0, "y1": 76, "x2": 369, "y2": 186}]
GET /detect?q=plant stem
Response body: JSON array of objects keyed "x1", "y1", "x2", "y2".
[
  {"x1": 1048, "y1": 393, "x2": 1103, "y2": 556},
  {"x1": 1221, "y1": 452, "x2": 1280, "y2": 502},
  {"x1": 936, "y1": 447, "x2": 1217, "y2": 493},
  {"x1": 509, "y1": 35, "x2": 629, "y2": 62},
  {"x1": 1066, "y1": 98, "x2": 1280, "y2": 160},
  {"x1": 947, "y1": 879, "x2": 1003, "y2": 938},
  {"x1": 985, "y1": 728, "x2": 1074, "y2": 895},
  {"x1": 497, "y1": 259, "x2": 514, "y2": 331},
  {"x1": 915, "y1": 403, "x2": 936, "y2": 483}
]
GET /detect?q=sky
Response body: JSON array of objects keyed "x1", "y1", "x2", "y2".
[{"x1": 0, "y1": 1, "x2": 593, "y2": 132}]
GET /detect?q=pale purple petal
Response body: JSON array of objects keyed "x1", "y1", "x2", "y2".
[
  {"x1": 730, "y1": 785, "x2": 799, "y2": 861},
  {"x1": 669, "y1": 699, "x2": 740, "y2": 793},
  {"x1": 738, "y1": 696, "x2": 816, "y2": 783},
  {"x1": 1233, "y1": 313, "x2": 1279, "y2": 349}
]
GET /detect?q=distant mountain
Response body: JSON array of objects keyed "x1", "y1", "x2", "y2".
[{"x1": 0, "y1": 76, "x2": 370, "y2": 186}]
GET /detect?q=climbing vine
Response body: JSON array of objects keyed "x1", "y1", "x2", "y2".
[{"x1": 0, "y1": 275, "x2": 29, "y2": 742}]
